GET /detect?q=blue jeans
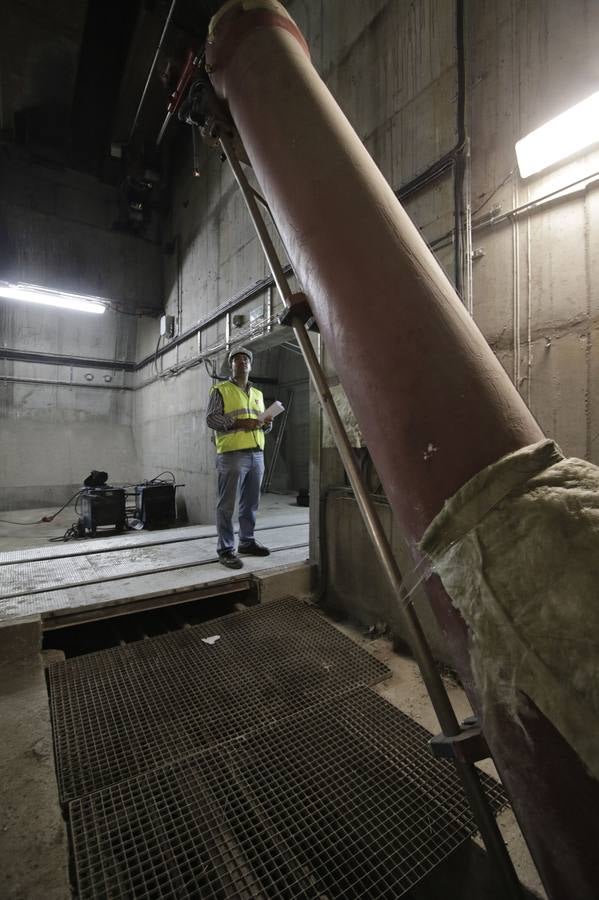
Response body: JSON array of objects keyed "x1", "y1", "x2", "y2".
[{"x1": 215, "y1": 450, "x2": 265, "y2": 553}]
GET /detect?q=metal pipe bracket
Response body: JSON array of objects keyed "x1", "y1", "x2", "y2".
[
  {"x1": 429, "y1": 718, "x2": 490, "y2": 764},
  {"x1": 278, "y1": 292, "x2": 319, "y2": 331}
]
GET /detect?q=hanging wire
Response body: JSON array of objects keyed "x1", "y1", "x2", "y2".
[
  {"x1": 148, "y1": 471, "x2": 176, "y2": 483},
  {"x1": 471, "y1": 168, "x2": 515, "y2": 218}
]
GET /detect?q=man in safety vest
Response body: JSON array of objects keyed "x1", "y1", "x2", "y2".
[{"x1": 206, "y1": 347, "x2": 273, "y2": 568}]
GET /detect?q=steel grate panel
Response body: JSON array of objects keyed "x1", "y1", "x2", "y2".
[
  {"x1": 0, "y1": 525, "x2": 308, "y2": 600},
  {"x1": 70, "y1": 688, "x2": 507, "y2": 900},
  {"x1": 49, "y1": 599, "x2": 391, "y2": 801},
  {"x1": 0, "y1": 514, "x2": 308, "y2": 566},
  {"x1": 0, "y1": 549, "x2": 308, "y2": 624},
  {"x1": 50, "y1": 596, "x2": 366, "y2": 677}
]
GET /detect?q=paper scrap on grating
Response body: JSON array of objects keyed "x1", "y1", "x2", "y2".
[{"x1": 201, "y1": 635, "x2": 221, "y2": 645}]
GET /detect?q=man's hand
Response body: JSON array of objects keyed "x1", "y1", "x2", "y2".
[
  {"x1": 262, "y1": 415, "x2": 273, "y2": 426},
  {"x1": 235, "y1": 417, "x2": 262, "y2": 431}
]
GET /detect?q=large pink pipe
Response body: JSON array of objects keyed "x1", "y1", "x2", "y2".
[
  {"x1": 207, "y1": 5, "x2": 542, "y2": 542},
  {"x1": 206, "y1": 3, "x2": 599, "y2": 896}
]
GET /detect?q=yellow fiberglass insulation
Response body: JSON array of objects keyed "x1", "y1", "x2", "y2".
[{"x1": 421, "y1": 439, "x2": 599, "y2": 782}]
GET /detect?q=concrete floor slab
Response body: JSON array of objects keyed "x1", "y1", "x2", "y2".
[
  {"x1": 0, "y1": 514, "x2": 309, "y2": 565},
  {"x1": 0, "y1": 620, "x2": 70, "y2": 900},
  {"x1": 0, "y1": 546, "x2": 310, "y2": 624},
  {"x1": 0, "y1": 497, "x2": 542, "y2": 896},
  {"x1": 0, "y1": 602, "x2": 545, "y2": 899},
  {"x1": 0, "y1": 494, "x2": 310, "y2": 625},
  {"x1": 0, "y1": 492, "x2": 308, "y2": 555},
  {"x1": 0, "y1": 523, "x2": 308, "y2": 599}
]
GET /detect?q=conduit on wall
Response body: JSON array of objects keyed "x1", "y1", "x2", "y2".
[{"x1": 205, "y1": 2, "x2": 599, "y2": 898}]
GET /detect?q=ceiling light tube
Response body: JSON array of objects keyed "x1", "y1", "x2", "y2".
[
  {"x1": 0, "y1": 282, "x2": 107, "y2": 314},
  {"x1": 516, "y1": 90, "x2": 599, "y2": 178}
]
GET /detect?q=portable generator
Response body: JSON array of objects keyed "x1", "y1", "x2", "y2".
[
  {"x1": 78, "y1": 487, "x2": 127, "y2": 536},
  {"x1": 134, "y1": 483, "x2": 176, "y2": 528}
]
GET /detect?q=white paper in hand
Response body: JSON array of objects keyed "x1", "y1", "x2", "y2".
[{"x1": 259, "y1": 400, "x2": 285, "y2": 423}]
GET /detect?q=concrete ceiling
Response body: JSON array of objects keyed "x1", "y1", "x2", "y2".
[{"x1": 1, "y1": 0, "x2": 222, "y2": 179}]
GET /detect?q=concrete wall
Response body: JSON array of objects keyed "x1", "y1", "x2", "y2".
[
  {"x1": 266, "y1": 347, "x2": 310, "y2": 494},
  {"x1": 0, "y1": 156, "x2": 163, "y2": 308},
  {"x1": 468, "y1": 0, "x2": 599, "y2": 458},
  {"x1": 286, "y1": 0, "x2": 599, "y2": 644},
  {"x1": 288, "y1": 0, "x2": 599, "y2": 457},
  {"x1": 0, "y1": 158, "x2": 156, "y2": 508},
  {"x1": 132, "y1": 129, "x2": 293, "y2": 522},
  {"x1": 0, "y1": 298, "x2": 138, "y2": 509},
  {"x1": 0, "y1": 0, "x2": 85, "y2": 135}
]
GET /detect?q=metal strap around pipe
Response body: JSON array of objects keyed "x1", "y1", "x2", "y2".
[{"x1": 219, "y1": 129, "x2": 523, "y2": 898}]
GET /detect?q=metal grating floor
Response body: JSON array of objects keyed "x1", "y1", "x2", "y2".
[
  {"x1": 0, "y1": 548, "x2": 308, "y2": 624},
  {"x1": 70, "y1": 687, "x2": 507, "y2": 900},
  {"x1": 49, "y1": 598, "x2": 391, "y2": 801},
  {"x1": 0, "y1": 524, "x2": 308, "y2": 599},
  {"x1": 0, "y1": 515, "x2": 308, "y2": 566}
]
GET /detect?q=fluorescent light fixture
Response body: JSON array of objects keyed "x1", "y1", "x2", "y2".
[
  {"x1": 0, "y1": 282, "x2": 106, "y2": 314},
  {"x1": 516, "y1": 90, "x2": 599, "y2": 178}
]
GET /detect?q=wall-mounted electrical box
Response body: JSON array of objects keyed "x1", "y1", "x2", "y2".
[{"x1": 160, "y1": 314, "x2": 175, "y2": 338}]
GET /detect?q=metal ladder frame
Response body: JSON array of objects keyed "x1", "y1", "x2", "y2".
[{"x1": 215, "y1": 122, "x2": 524, "y2": 900}]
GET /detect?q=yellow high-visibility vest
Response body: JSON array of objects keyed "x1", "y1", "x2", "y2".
[{"x1": 212, "y1": 380, "x2": 266, "y2": 453}]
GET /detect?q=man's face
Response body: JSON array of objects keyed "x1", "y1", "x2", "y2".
[{"x1": 231, "y1": 352, "x2": 251, "y2": 379}]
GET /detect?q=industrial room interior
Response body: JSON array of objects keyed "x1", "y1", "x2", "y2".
[{"x1": 1, "y1": 0, "x2": 598, "y2": 898}]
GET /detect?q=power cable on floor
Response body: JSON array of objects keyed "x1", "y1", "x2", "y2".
[
  {"x1": 49, "y1": 522, "x2": 81, "y2": 542},
  {"x1": 0, "y1": 489, "x2": 83, "y2": 526}
]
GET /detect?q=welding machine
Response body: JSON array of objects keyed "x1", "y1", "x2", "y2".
[
  {"x1": 78, "y1": 487, "x2": 127, "y2": 536},
  {"x1": 134, "y1": 483, "x2": 176, "y2": 528}
]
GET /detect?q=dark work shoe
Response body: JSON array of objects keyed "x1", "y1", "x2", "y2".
[
  {"x1": 218, "y1": 550, "x2": 243, "y2": 569},
  {"x1": 238, "y1": 540, "x2": 271, "y2": 557}
]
